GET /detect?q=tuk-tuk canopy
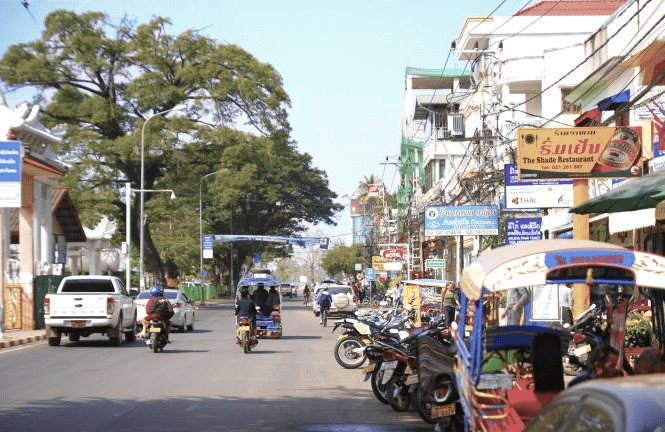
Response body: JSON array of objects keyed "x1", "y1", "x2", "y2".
[{"x1": 460, "y1": 239, "x2": 665, "y2": 300}]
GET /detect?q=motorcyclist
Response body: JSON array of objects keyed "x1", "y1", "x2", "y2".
[
  {"x1": 142, "y1": 284, "x2": 173, "y2": 340},
  {"x1": 235, "y1": 288, "x2": 257, "y2": 328},
  {"x1": 318, "y1": 287, "x2": 332, "y2": 325},
  {"x1": 303, "y1": 284, "x2": 311, "y2": 305}
]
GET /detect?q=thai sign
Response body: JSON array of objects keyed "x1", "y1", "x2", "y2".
[
  {"x1": 504, "y1": 163, "x2": 572, "y2": 209},
  {"x1": 424, "y1": 205, "x2": 499, "y2": 236},
  {"x1": 506, "y1": 218, "x2": 542, "y2": 244},
  {"x1": 516, "y1": 126, "x2": 643, "y2": 179},
  {"x1": 0, "y1": 141, "x2": 21, "y2": 208}
]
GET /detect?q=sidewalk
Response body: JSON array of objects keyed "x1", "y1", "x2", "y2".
[
  {"x1": 0, "y1": 328, "x2": 48, "y2": 349},
  {"x1": 0, "y1": 299, "x2": 232, "y2": 349}
]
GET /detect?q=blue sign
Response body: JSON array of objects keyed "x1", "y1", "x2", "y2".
[
  {"x1": 506, "y1": 218, "x2": 542, "y2": 244},
  {"x1": 0, "y1": 141, "x2": 22, "y2": 207},
  {"x1": 544, "y1": 249, "x2": 635, "y2": 269},
  {"x1": 424, "y1": 205, "x2": 499, "y2": 236},
  {"x1": 366, "y1": 268, "x2": 376, "y2": 281}
]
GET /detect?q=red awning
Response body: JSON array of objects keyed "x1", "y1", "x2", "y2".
[{"x1": 574, "y1": 108, "x2": 601, "y2": 127}]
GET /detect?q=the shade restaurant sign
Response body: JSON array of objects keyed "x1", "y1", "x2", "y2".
[{"x1": 516, "y1": 126, "x2": 643, "y2": 179}]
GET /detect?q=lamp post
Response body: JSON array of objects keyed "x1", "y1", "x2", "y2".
[
  {"x1": 199, "y1": 170, "x2": 227, "y2": 304},
  {"x1": 126, "y1": 183, "x2": 176, "y2": 291},
  {"x1": 140, "y1": 106, "x2": 185, "y2": 290}
]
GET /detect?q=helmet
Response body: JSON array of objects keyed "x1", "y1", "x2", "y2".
[{"x1": 150, "y1": 285, "x2": 164, "y2": 297}]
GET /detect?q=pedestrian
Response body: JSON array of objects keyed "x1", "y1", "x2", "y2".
[
  {"x1": 441, "y1": 281, "x2": 457, "y2": 327},
  {"x1": 560, "y1": 283, "x2": 573, "y2": 325},
  {"x1": 502, "y1": 287, "x2": 529, "y2": 325}
]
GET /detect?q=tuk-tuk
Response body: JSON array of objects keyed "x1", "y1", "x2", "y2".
[
  {"x1": 236, "y1": 269, "x2": 283, "y2": 338},
  {"x1": 453, "y1": 239, "x2": 665, "y2": 432}
]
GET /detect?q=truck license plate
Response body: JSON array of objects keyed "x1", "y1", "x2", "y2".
[
  {"x1": 431, "y1": 403, "x2": 456, "y2": 418},
  {"x1": 71, "y1": 320, "x2": 86, "y2": 328}
]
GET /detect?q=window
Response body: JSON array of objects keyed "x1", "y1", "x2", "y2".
[
  {"x1": 61, "y1": 279, "x2": 114, "y2": 293},
  {"x1": 561, "y1": 88, "x2": 581, "y2": 113}
]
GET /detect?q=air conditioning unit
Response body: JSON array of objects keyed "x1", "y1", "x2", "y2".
[{"x1": 448, "y1": 114, "x2": 464, "y2": 136}]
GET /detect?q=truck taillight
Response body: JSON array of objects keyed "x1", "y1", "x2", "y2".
[
  {"x1": 106, "y1": 297, "x2": 115, "y2": 315},
  {"x1": 44, "y1": 298, "x2": 50, "y2": 315}
]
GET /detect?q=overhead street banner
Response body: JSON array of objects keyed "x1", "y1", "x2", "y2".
[
  {"x1": 203, "y1": 234, "x2": 329, "y2": 258},
  {"x1": 516, "y1": 126, "x2": 643, "y2": 179},
  {"x1": 0, "y1": 141, "x2": 21, "y2": 208},
  {"x1": 424, "y1": 205, "x2": 499, "y2": 236},
  {"x1": 504, "y1": 163, "x2": 572, "y2": 209}
]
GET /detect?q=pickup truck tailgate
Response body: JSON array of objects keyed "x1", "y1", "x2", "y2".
[{"x1": 48, "y1": 294, "x2": 111, "y2": 317}]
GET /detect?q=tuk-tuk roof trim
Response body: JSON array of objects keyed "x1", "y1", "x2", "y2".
[{"x1": 460, "y1": 239, "x2": 665, "y2": 300}]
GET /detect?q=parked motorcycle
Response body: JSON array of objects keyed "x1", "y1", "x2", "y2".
[
  {"x1": 563, "y1": 304, "x2": 605, "y2": 375},
  {"x1": 146, "y1": 318, "x2": 169, "y2": 353},
  {"x1": 236, "y1": 317, "x2": 258, "y2": 353},
  {"x1": 332, "y1": 310, "x2": 414, "y2": 369}
]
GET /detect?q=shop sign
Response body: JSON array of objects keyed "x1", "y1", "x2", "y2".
[
  {"x1": 381, "y1": 248, "x2": 404, "y2": 260},
  {"x1": 506, "y1": 218, "x2": 542, "y2": 244},
  {"x1": 516, "y1": 126, "x2": 643, "y2": 179},
  {"x1": 424, "y1": 205, "x2": 499, "y2": 236},
  {"x1": 504, "y1": 163, "x2": 572, "y2": 209}
]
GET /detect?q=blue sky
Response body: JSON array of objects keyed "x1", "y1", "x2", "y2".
[{"x1": 1, "y1": 0, "x2": 511, "y2": 243}]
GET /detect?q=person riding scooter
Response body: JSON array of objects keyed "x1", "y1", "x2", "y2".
[
  {"x1": 142, "y1": 284, "x2": 174, "y2": 340},
  {"x1": 235, "y1": 288, "x2": 257, "y2": 329}
]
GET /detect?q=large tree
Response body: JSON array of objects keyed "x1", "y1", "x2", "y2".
[{"x1": 0, "y1": 11, "x2": 340, "y2": 285}]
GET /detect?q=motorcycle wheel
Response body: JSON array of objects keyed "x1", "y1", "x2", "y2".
[
  {"x1": 370, "y1": 299, "x2": 380, "y2": 309},
  {"x1": 334, "y1": 336, "x2": 366, "y2": 369},
  {"x1": 387, "y1": 374, "x2": 411, "y2": 412},
  {"x1": 414, "y1": 385, "x2": 437, "y2": 424},
  {"x1": 151, "y1": 333, "x2": 159, "y2": 353},
  {"x1": 242, "y1": 332, "x2": 250, "y2": 353},
  {"x1": 370, "y1": 364, "x2": 390, "y2": 405}
]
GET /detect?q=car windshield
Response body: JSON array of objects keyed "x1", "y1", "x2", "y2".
[
  {"x1": 329, "y1": 287, "x2": 351, "y2": 295},
  {"x1": 136, "y1": 291, "x2": 177, "y2": 300}
]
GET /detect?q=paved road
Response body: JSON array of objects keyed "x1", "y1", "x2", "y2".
[{"x1": 0, "y1": 298, "x2": 433, "y2": 432}]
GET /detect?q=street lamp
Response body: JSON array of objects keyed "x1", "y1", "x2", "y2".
[
  {"x1": 199, "y1": 170, "x2": 227, "y2": 304},
  {"x1": 140, "y1": 105, "x2": 185, "y2": 291},
  {"x1": 126, "y1": 182, "x2": 176, "y2": 291}
]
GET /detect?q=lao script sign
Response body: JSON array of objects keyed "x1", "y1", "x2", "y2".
[{"x1": 424, "y1": 205, "x2": 499, "y2": 236}]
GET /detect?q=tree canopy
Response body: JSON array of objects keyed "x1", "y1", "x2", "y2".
[
  {"x1": 0, "y1": 11, "x2": 342, "y2": 286},
  {"x1": 320, "y1": 244, "x2": 365, "y2": 279}
]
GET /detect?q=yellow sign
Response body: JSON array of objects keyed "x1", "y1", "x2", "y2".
[
  {"x1": 372, "y1": 256, "x2": 385, "y2": 272},
  {"x1": 517, "y1": 126, "x2": 642, "y2": 179},
  {"x1": 402, "y1": 284, "x2": 422, "y2": 327}
]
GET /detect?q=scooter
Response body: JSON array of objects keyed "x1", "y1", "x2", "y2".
[
  {"x1": 146, "y1": 318, "x2": 169, "y2": 353},
  {"x1": 236, "y1": 317, "x2": 258, "y2": 353}
]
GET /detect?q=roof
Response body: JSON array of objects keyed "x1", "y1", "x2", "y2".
[
  {"x1": 51, "y1": 187, "x2": 86, "y2": 242},
  {"x1": 515, "y1": 0, "x2": 625, "y2": 16}
]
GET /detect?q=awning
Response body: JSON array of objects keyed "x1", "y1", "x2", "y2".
[
  {"x1": 564, "y1": 57, "x2": 627, "y2": 110},
  {"x1": 609, "y1": 208, "x2": 655, "y2": 234},
  {"x1": 574, "y1": 108, "x2": 601, "y2": 127},
  {"x1": 597, "y1": 89, "x2": 630, "y2": 111}
]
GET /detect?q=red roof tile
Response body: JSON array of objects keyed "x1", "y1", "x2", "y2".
[{"x1": 515, "y1": 0, "x2": 625, "y2": 16}]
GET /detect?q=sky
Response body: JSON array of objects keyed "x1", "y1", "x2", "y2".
[{"x1": 0, "y1": 0, "x2": 514, "y2": 245}]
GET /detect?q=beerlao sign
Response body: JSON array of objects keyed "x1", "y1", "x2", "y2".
[{"x1": 516, "y1": 126, "x2": 643, "y2": 180}]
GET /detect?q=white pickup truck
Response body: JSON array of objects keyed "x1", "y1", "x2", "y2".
[{"x1": 44, "y1": 275, "x2": 138, "y2": 346}]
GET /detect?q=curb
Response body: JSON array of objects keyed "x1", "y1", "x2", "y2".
[{"x1": 0, "y1": 334, "x2": 47, "y2": 349}]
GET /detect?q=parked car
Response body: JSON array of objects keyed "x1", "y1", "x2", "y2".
[
  {"x1": 136, "y1": 289, "x2": 195, "y2": 332},
  {"x1": 280, "y1": 283, "x2": 294, "y2": 298},
  {"x1": 523, "y1": 374, "x2": 665, "y2": 432},
  {"x1": 312, "y1": 284, "x2": 357, "y2": 317}
]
